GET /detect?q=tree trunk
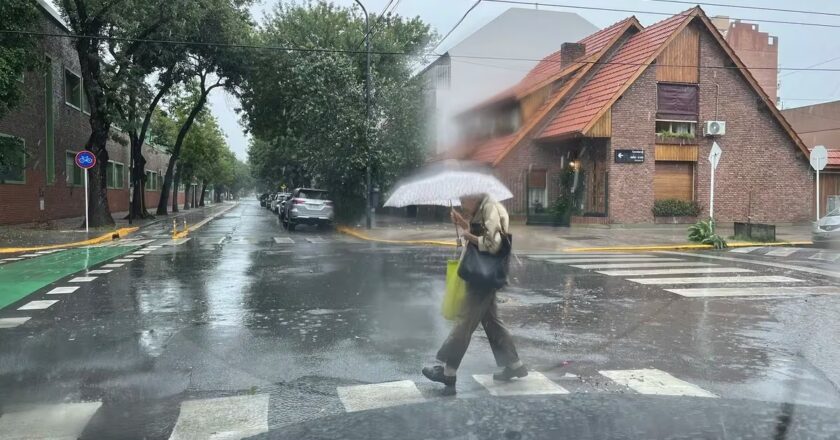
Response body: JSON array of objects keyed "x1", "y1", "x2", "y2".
[
  {"x1": 156, "y1": 78, "x2": 219, "y2": 215},
  {"x1": 199, "y1": 180, "x2": 207, "y2": 206},
  {"x1": 184, "y1": 181, "x2": 192, "y2": 210},
  {"x1": 171, "y1": 166, "x2": 180, "y2": 213},
  {"x1": 75, "y1": 23, "x2": 114, "y2": 227},
  {"x1": 128, "y1": 136, "x2": 152, "y2": 219}
]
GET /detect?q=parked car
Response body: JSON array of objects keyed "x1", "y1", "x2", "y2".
[
  {"x1": 281, "y1": 188, "x2": 334, "y2": 231},
  {"x1": 269, "y1": 193, "x2": 283, "y2": 213},
  {"x1": 258, "y1": 193, "x2": 270, "y2": 207},
  {"x1": 812, "y1": 207, "x2": 840, "y2": 248},
  {"x1": 276, "y1": 193, "x2": 291, "y2": 216}
]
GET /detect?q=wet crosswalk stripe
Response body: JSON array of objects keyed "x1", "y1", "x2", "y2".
[
  {"x1": 273, "y1": 237, "x2": 294, "y2": 244},
  {"x1": 596, "y1": 267, "x2": 754, "y2": 276},
  {"x1": 0, "y1": 317, "x2": 30, "y2": 328},
  {"x1": 546, "y1": 257, "x2": 683, "y2": 264},
  {"x1": 87, "y1": 269, "x2": 112, "y2": 274},
  {"x1": 766, "y1": 248, "x2": 798, "y2": 257},
  {"x1": 101, "y1": 263, "x2": 124, "y2": 268},
  {"x1": 69, "y1": 276, "x2": 97, "y2": 282},
  {"x1": 337, "y1": 380, "x2": 425, "y2": 413},
  {"x1": 305, "y1": 237, "x2": 328, "y2": 243},
  {"x1": 665, "y1": 286, "x2": 840, "y2": 298},
  {"x1": 729, "y1": 247, "x2": 761, "y2": 253},
  {"x1": 0, "y1": 401, "x2": 102, "y2": 439},
  {"x1": 47, "y1": 286, "x2": 79, "y2": 294},
  {"x1": 18, "y1": 300, "x2": 60, "y2": 310},
  {"x1": 472, "y1": 371, "x2": 569, "y2": 396},
  {"x1": 1, "y1": 258, "x2": 23, "y2": 261},
  {"x1": 599, "y1": 369, "x2": 716, "y2": 398},
  {"x1": 168, "y1": 394, "x2": 269, "y2": 440},
  {"x1": 628, "y1": 275, "x2": 803, "y2": 285}
]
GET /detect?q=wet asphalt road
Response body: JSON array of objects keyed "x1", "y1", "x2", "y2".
[{"x1": 2, "y1": 200, "x2": 840, "y2": 438}]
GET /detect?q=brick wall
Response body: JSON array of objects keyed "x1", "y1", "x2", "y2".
[
  {"x1": 494, "y1": 138, "x2": 568, "y2": 214},
  {"x1": 608, "y1": 25, "x2": 811, "y2": 224},
  {"x1": 0, "y1": 12, "x2": 184, "y2": 225}
]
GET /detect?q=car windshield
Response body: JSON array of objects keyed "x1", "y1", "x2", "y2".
[{"x1": 2, "y1": 1, "x2": 840, "y2": 439}]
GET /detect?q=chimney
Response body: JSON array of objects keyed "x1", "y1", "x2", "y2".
[{"x1": 560, "y1": 42, "x2": 586, "y2": 67}]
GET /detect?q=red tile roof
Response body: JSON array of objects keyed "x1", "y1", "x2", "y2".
[
  {"x1": 538, "y1": 11, "x2": 692, "y2": 139},
  {"x1": 467, "y1": 134, "x2": 520, "y2": 163},
  {"x1": 831, "y1": 151, "x2": 840, "y2": 167},
  {"x1": 468, "y1": 18, "x2": 638, "y2": 112}
]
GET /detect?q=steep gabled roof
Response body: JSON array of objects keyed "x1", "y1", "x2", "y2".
[
  {"x1": 466, "y1": 17, "x2": 641, "y2": 115},
  {"x1": 538, "y1": 10, "x2": 694, "y2": 139}
]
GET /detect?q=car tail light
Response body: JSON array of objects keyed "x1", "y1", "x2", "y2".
[{"x1": 293, "y1": 198, "x2": 305, "y2": 205}]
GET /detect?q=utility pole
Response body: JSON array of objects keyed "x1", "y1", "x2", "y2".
[{"x1": 354, "y1": 0, "x2": 373, "y2": 229}]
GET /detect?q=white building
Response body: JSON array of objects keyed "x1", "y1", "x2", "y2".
[{"x1": 421, "y1": 8, "x2": 598, "y2": 153}]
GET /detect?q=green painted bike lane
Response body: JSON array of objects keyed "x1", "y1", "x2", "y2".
[{"x1": 0, "y1": 246, "x2": 139, "y2": 310}]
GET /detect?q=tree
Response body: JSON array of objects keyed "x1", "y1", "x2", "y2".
[
  {"x1": 155, "y1": 0, "x2": 253, "y2": 215},
  {"x1": 178, "y1": 109, "x2": 227, "y2": 208},
  {"x1": 0, "y1": 0, "x2": 40, "y2": 168},
  {"x1": 239, "y1": 1, "x2": 433, "y2": 221}
]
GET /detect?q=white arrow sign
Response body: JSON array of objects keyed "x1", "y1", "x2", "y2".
[
  {"x1": 811, "y1": 145, "x2": 828, "y2": 221},
  {"x1": 708, "y1": 142, "x2": 722, "y2": 222},
  {"x1": 618, "y1": 152, "x2": 624, "y2": 158},
  {"x1": 708, "y1": 142, "x2": 722, "y2": 170}
]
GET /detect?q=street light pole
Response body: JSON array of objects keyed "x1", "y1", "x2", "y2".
[{"x1": 354, "y1": 0, "x2": 373, "y2": 230}]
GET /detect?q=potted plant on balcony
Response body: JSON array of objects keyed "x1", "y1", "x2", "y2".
[{"x1": 655, "y1": 130, "x2": 695, "y2": 145}]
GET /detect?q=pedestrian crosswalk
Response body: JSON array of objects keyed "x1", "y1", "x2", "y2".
[
  {"x1": 0, "y1": 367, "x2": 721, "y2": 438},
  {"x1": 728, "y1": 246, "x2": 840, "y2": 262},
  {"x1": 525, "y1": 252, "x2": 840, "y2": 298}
]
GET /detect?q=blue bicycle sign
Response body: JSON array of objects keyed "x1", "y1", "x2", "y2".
[{"x1": 75, "y1": 151, "x2": 97, "y2": 169}]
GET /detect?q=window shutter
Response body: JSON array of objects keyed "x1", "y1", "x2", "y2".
[{"x1": 657, "y1": 83, "x2": 698, "y2": 121}]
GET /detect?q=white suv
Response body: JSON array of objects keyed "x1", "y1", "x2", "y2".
[{"x1": 281, "y1": 188, "x2": 334, "y2": 231}]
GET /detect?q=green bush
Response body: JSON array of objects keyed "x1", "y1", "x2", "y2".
[
  {"x1": 653, "y1": 199, "x2": 701, "y2": 217},
  {"x1": 688, "y1": 219, "x2": 728, "y2": 249},
  {"x1": 656, "y1": 130, "x2": 695, "y2": 140}
]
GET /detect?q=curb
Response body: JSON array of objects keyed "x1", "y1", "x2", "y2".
[
  {"x1": 564, "y1": 240, "x2": 814, "y2": 252},
  {"x1": 0, "y1": 227, "x2": 139, "y2": 254},
  {"x1": 336, "y1": 225, "x2": 457, "y2": 247}
]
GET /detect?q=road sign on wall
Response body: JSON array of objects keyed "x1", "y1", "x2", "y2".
[{"x1": 614, "y1": 149, "x2": 645, "y2": 163}]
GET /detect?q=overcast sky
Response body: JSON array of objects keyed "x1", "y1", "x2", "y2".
[{"x1": 50, "y1": 0, "x2": 839, "y2": 160}]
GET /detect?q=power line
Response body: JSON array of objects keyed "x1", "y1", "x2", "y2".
[
  {"x1": 353, "y1": 0, "x2": 398, "y2": 51},
  {"x1": 3, "y1": 28, "x2": 840, "y2": 72},
  {"x1": 481, "y1": 0, "x2": 840, "y2": 29},
  {"x1": 646, "y1": 0, "x2": 840, "y2": 18},
  {"x1": 433, "y1": 0, "x2": 482, "y2": 52},
  {"x1": 780, "y1": 55, "x2": 840, "y2": 78}
]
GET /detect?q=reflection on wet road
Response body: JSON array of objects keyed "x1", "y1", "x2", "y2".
[{"x1": 1, "y1": 200, "x2": 840, "y2": 438}]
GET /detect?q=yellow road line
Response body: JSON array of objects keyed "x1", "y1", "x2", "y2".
[
  {"x1": 336, "y1": 226, "x2": 457, "y2": 247},
  {"x1": 0, "y1": 227, "x2": 139, "y2": 254},
  {"x1": 565, "y1": 240, "x2": 813, "y2": 252}
]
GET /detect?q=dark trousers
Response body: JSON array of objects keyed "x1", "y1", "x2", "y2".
[{"x1": 436, "y1": 285, "x2": 520, "y2": 369}]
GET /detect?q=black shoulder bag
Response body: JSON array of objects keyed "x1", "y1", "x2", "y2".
[{"x1": 457, "y1": 208, "x2": 513, "y2": 291}]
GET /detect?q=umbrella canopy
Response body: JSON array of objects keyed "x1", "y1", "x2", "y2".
[{"x1": 384, "y1": 169, "x2": 513, "y2": 207}]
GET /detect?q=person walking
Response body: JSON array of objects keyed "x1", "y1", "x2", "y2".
[{"x1": 422, "y1": 193, "x2": 526, "y2": 391}]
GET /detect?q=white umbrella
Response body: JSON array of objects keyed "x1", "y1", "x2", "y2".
[{"x1": 384, "y1": 169, "x2": 513, "y2": 208}]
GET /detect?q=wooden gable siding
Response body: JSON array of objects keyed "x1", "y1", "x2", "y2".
[
  {"x1": 655, "y1": 144, "x2": 698, "y2": 161},
  {"x1": 520, "y1": 86, "x2": 550, "y2": 123},
  {"x1": 585, "y1": 107, "x2": 611, "y2": 137},
  {"x1": 656, "y1": 24, "x2": 700, "y2": 83}
]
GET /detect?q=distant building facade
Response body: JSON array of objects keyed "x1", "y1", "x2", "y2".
[
  {"x1": 713, "y1": 16, "x2": 779, "y2": 106},
  {"x1": 420, "y1": 8, "x2": 598, "y2": 153}
]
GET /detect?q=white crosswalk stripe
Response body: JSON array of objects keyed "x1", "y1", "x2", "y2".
[
  {"x1": 168, "y1": 394, "x2": 269, "y2": 440},
  {"x1": 69, "y1": 276, "x2": 97, "y2": 282},
  {"x1": 337, "y1": 380, "x2": 425, "y2": 412},
  {"x1": 729, "y1": 246, "x2": 760, "y2": 253},
  {"x1": 46, "y1": 286, "x2": 79, "y2": 294},
  {"x1": 18, "y1": 300, "x2": 60, "y2": 310},
  {"x1": 273, "y1": 237, "x2": 295, "y2": 244},
  {"x1": 596, "y1": 267, "x2": 754, "y2": 276},
  {"x1": 628, "y1": 275, "x2": 803, "y2": 285},
  {"x1": 599, "y1": 369, "x2": 716, "y2": 397},
  {"x1": 765, "y1": 248, "x2": 798, "y2": 257},
  {"x1": 666, "y1": 286, "x2": 840, "y2": 298},
  {"x1": 0, "y1": 401, "x2": 102, "y2": 439},
  {"x1": 473, "y1": 371, "x2": 569, "y2": 396},
  {"x1": 0, "y1": 317, "x2": 30, "y2": 328},
  {"x1": 101, "y1": 263, "x2": 124, "y2": 268}
]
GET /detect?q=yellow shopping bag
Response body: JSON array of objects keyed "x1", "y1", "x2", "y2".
[{"x1": 441, "y1": 259, "x2": 466, "y2": 321}]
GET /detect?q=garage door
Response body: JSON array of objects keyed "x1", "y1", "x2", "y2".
[{"x1": 654, "y1": 161, "x2": 693, "y2": 201}]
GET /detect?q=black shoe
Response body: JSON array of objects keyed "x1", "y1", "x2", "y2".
[
  {"x1": 422, "y1": 365, "x2": 456, "y2": 387},
  {"x1": 493, "y1": 364, "x2": 528, "y2": 382}
]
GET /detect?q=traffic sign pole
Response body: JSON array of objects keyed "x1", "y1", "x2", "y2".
[
  {"x1": 810, "y1": 145, "x2": 828, "y2": 222},
  {"x1": 84, "y1": 168, "x2": 89, "y2": 233},
  {"x1": 709, "y1": 165, "x2": 715, "y2": 221},
  {"x1": 817, "y1": 168, "x2": 820, "y2": 222},
  {"x1": 707, "y1": 142, "x2": 722, "y2": 231}
]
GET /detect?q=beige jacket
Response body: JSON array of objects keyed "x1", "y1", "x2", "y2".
[{"x1": 470, "y1": 196, "x2": 510, "y2": 255}]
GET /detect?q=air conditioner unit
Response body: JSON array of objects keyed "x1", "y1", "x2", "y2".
[{"x1": 704, "y1": 121, "x2": 726, "y2": 136}]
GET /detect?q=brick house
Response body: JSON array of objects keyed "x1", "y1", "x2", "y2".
[
  {"x1": 441, "y1": 7, "x2": 813, "y2": 226},
  {"x1": 782, "y1": 100, "x2": 840, "y2": 216},
  {"x1": 0, "y1": 0, "x2": 183, "y2": 225}
]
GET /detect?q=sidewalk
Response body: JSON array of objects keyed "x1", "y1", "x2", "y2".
[
  {"x1": 347, "y1": 215, "x2": 813, "y2": 252},
  {"x1": 0, "y1": 202, "x2": 236, "y2": 250}
]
